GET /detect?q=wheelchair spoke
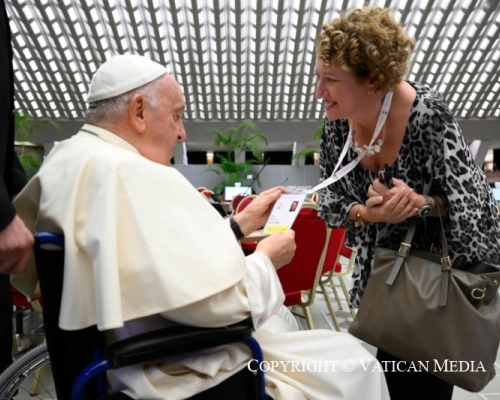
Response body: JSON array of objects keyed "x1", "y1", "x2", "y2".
[{"x1": 0, "y1": 344, "x2": 56, "y2": 399}]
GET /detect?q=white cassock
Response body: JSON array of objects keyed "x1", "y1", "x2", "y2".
[{"x1": 12, "y1": 124, "x2": 389, "y2": 400}]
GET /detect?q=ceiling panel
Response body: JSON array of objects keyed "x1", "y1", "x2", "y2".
[{"x1": 5, "y1": 0, "x2": 500, "y2": 125}]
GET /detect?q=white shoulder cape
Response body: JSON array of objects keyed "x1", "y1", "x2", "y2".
[{"x1": 12, "y1": 125, "x2": 247, "y2": 331}]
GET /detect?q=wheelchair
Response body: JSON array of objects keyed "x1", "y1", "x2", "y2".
[{"x1": 0, "y1": 232, "x2": 266, "y2": 399}]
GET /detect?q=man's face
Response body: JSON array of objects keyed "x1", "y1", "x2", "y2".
[{"x1": 143, "y1": 75, "x2": 186, "y2": 166}]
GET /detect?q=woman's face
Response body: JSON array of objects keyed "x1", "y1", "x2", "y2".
[{"x1": 315, "y1": 57, "x2": 371, "y2": 122}]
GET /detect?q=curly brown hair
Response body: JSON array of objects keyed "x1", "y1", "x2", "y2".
[{"x1": 316, "y1": 7, "x2": 416, "y2": 93}]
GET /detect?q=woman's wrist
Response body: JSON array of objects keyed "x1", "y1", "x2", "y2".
[
  {"x1": 430, "y1": 195, "x2": 446, "y2": 216},
  {"x1": 414, "y1": 193, "x2": 446, "y2": 217},
  {"x1": 414, "y1": 193, "x2": 429, "y2": 209},
  {"x1": 354, "y1": 204, "x2": 373, "y2": 226}
]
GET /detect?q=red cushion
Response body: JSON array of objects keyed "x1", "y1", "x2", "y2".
[
  {"x1": 334, "y1": 261, "x2": 342, "y2": 273},
  {"x1": 241, "y1": 242, "x2": 257, "y2": 256},
  {"x1": 235, "y1": 197, "x2": 254, "y2": 213},
  {"x1": 339, "y1": 245, "x2": 352, "y2": 259},
  {"x1": 283, "y1": 291, "x2": 302, "y2": 307},
  {"x1": 11, "y1": 286, "x2": 32, "y2": 309}
]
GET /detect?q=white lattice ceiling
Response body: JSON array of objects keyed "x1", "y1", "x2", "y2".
[{"x1": 5, "y1": 0, "x2": 500, "y2": 126}]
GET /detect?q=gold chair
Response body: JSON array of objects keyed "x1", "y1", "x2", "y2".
[
  {"x1": 230, "y1": 194, "x2": 246, "y2": 213},
  {"x1": 234, "y1": 194, "x2": 258, "y2": 214},
  {"x1": 316, "y1": 228, "x2": 348, "y2": 331},
  {"x1": 199, "y1": 189, "x2": 214, "y2": 199},
  {"x1": 319, "y1": 234, "x2": 357, "y2": 330},
  {"x1": 276, "y1": 202, "x2": 331, "y2": 329}
]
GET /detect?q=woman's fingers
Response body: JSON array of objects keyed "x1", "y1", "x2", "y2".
[
  {"x1": 367, "y1": 184, "x2": 380, "y2": 198},
  {"x1": 372, "y1": 179, "x2": 389, "y2": 195},
  {"x1": 384, "y1": 188, "x2": 415, "y2": 222},
  {"x1": 367, "y1": 179, "x2": 417, "y2": 223}
]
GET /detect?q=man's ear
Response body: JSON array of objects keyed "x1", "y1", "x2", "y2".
[{"x1": 128, "y1": 94, "x2": 147, "y2": 134}]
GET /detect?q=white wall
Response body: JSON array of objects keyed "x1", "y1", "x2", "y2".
[{"x1": 172, "y1": 164, "x2": 321, "y2": 192}]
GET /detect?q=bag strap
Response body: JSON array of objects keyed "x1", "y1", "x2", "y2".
[
  {"x1": 434, "y1": 198, "x2": 452, "y2": 306},
  {"x1": 385, "y1": 219, "x2": 418, "y2": 285},
  {"x1": 385, "y1": 196, "x2": 452, "y2": 307}
]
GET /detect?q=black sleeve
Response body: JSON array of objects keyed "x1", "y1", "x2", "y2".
[
  {"x1": 11, "y1": 151, "x2": 27, "y2": 195},
  {"x1": 0, "y1": 184, "x2": 15, "y2": 231},
  {"x1": 0, "y1": 0, "x2": 17, "y2": 231}
]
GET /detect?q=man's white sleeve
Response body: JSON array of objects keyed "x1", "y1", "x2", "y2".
[
  {"x1": 160, "y1": 252, "x2": 284, "y2": 329},
  {"x1": 243, "y1": 252, "x2": 285, "y2": 329}
]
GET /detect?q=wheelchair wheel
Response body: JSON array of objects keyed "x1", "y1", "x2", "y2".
[{"x1": 0, "y1": 343, "x2": 55, "y2": 399}]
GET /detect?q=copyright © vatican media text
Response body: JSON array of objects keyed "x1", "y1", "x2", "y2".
[{"x1": 247, "y1": 359, "x2": 486, "y2": 373}]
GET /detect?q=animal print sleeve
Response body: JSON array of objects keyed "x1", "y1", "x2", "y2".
[{"x1": 430, "y1": 100, "x2": 500, "y2": 266}]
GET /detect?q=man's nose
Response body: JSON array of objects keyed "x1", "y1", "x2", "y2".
[{"x1": 177, "y1": 124, "x2": 187, "y2": 142}]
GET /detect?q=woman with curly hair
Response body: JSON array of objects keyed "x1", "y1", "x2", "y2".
[{"x1": 315, "y1": 6, "x2": 500, "y2": 400}]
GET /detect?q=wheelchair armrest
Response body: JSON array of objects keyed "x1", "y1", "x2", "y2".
[{"x1": 107, "y1": 318, "x2": 254, "y2": 368}]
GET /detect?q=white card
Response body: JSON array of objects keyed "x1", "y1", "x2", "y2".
[{"x1": 263, "y1": 193, "x2": 308, "y2": 234}]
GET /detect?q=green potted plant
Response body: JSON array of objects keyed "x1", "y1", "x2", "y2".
[
  {"x1": 292, "y1": 120, "x2": 323, "y2": 164},
  {"x1": 203, "y1": 121, "x2": 268, "y2": 193},
  {"x1": 14, "y1": 111, "x2": 59, "y2": 179}
]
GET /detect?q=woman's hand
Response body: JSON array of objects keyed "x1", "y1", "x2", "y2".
[{"x1": 365, "y1": 178, "x2": 419, "y2": 224}]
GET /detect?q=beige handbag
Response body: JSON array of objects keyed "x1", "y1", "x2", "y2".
[{"x1": 348, "y1": 201, "x2": 500, "y2": 392}]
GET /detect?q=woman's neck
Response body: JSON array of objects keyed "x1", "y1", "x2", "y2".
[{"x1": 350, "y1": 94, "x2": 387, "y2": 139}]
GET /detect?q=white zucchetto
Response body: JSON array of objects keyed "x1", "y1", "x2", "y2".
[{"x1": 87, "y1": 54, "x2": 167, "y2": 103}]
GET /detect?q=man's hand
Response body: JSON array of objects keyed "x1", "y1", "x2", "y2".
[
  {"x1": 0, "y1": 215, "x2": 34, "y2": 274},
  {"x1": 255, "y1": 230, "x2": 296, "y2": 270},
  {"x1": 233, "y1": 186, "x2": 289, "y2": 236}
]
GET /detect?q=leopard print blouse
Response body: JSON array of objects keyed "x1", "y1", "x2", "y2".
[{"x1": 318, "y1": 80, "x2": 500, "y2": 307}]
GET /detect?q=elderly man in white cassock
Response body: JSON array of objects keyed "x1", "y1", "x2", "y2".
[{"x1": 12, "y1": 54, "x2": 389, "y2": 400}]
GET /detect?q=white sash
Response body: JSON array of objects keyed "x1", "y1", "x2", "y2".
[{"x1": 308, "y1": 91, "x2": 393, "y2": 193}]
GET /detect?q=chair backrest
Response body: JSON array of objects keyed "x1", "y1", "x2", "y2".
[
  {"x1": 231, "y1": 194, "x2": 246, "y2": 212},
  {"x1": 202, "y1": 189, "x2": 214, "y2": 199},
  {"x1": 276, "y1": 203, "x2": 330, "y2": 306},
  {"x1": 34, "y1": 232, "x2": 105, "y2": 400},
  {"x1": 321, "y1": 227, "x2": 347, "y2": 275},
  {"x1": 11, "y1": 285, "x2": 33, "y2": 309},
  {"x1": 235, "y1": 194, "x2": 257, "y2": 214},
  {"x1": 338, "y1": 240, "x2": 357, "y2": 275}
]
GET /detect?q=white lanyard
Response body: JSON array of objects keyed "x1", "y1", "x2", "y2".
[{"x1": 308, "y1": 91, "x2": 393, "y2": 193}]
